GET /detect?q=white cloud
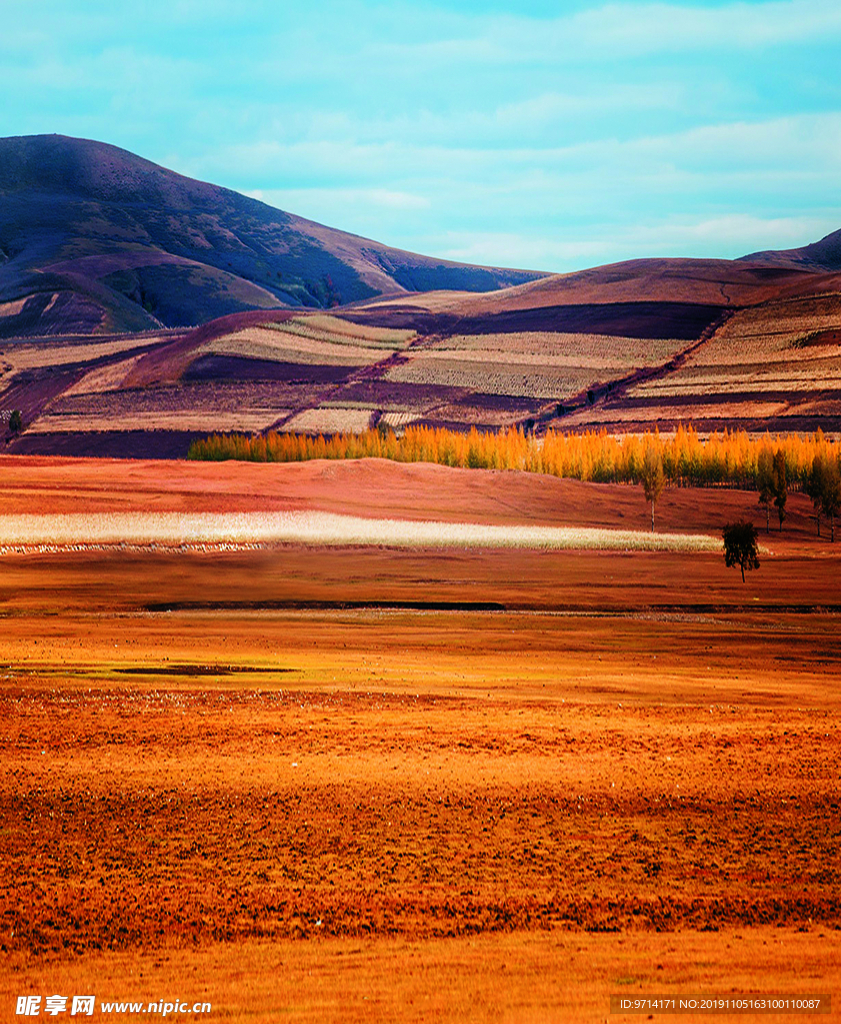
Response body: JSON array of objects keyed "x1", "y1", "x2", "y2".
[
  {"x1": 628, "y1": 113, "x2": 841, "y2": 169},
  {"x1": 560, "y1": 0, "x2": 841, "y2": 55},
  {"x1": 433, "y1": 231, "x2": 609, "y2": 270},
  {"x1": 491, "y1": 84, "x2": 684, "y2": 126},
  {"x1": 613, "y1": 213, "x2": 835, "y2": 253},
  {"x1": 434, "y1": 213, "x2": 835, "y2": 271},
  {"x1": 479, "y1": 0, "x2": 841, "y2": 63},
  {"x1": 245, "y1": 186, "x2": 430, "y2": 213},
  {"x1": 194, "y1": 111, "x2": 841, "y2": 198},
  {"x1": 361, "y1": 0, "x2": 841, "y2": 72}
]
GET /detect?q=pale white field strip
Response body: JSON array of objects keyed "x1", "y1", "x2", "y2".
[
  {"x1": 0, "y1": 511, "x2": 722, "y2": 553},
  {"x1": 201, "y1": 327, "x2": 385, "y2": 364},
  {"x1": 385, "y1": 358, "x2": 592, "y2": 399},
  {"x1": 283, "y1": 407, "x2": 375, "y2": 433},
  {"x1": 28, "y1": 410, "x2": 290, "y2": 434},
  {"x1": 435, "y1": 332, "x2": 683, "y2": 366},
  {"x1": 380, "y1": 410, "x2": 422, "y2": 428}
]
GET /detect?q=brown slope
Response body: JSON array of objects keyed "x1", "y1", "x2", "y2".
[
  {"x1": 741, "y1": 227, "x2": 841, "y2": 272},
  {"x1": 347, "y1": 256, "x2": 841, "y2": 321},
  {"x1": 122, "y1": 309, "x2": 297, "y2": 388}
]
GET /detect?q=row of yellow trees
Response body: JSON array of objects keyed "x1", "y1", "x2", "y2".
[{"x1": 187, "y1": 423, "x2": 840, "y2": 489}]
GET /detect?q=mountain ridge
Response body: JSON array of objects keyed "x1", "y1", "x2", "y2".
[
  {"x1": 740, "y1": 228, "x2": 841, "y2": 272},
  {"x1": 0, "y1": 134, "x2": 545, "y2": 337},
  {"x1": 1, "y1": 134, "x2": 840, "y2": 454}
]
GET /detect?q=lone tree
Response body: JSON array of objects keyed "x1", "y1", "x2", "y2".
[
  {"x1": 822, "y1": 458, "x2": 841, "y2": 543},
  {"x1": 723, "y1": 521, "x2": 760, "y2": 582},
  {"x1": 8, "y1": 409, "x2": 21, "y2": 434},
  {"x1": 756, "y1": 447, "x2": 774, "y2": 533},
  {"x1": 771, "y1": 449, "x2": 787, "y2": 532},
  {"x1": 639, "y1": 446, "x2": 665, "y2": 532}
]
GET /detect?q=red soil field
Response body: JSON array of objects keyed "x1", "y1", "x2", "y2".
[
  {"x1": 1, "y1": 457, "x2": 839, "y2": 1022},
  {"x1": 0, "y1": 452, "x2": 827, "y2": 537}
]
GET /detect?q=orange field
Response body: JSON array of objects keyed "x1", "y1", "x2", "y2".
[{"x1": 1, "y1": 457, "x2": 839, "y2": 1022}]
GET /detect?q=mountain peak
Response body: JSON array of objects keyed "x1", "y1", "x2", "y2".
[{"x1": 0, "y1": 134, "x2": 545, "y2": 335}]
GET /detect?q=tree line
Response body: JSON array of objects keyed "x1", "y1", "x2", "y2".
[{"x1": 188, "y1": 423, "x2": 841, "y2": 538}]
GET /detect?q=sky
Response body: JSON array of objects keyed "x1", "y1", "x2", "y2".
[{"x1": 2, "y1": 0, "x2": 841, "y2": 273}]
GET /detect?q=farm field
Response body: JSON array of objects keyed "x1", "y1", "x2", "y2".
[
  {"x1": 1, "y1": 456, "x2": 839, "y2": 1021},
  {"x1": 4, "y1": 254, "x2": 841, "y2": 458},
  {"x1": 611, "y1": 293, "x2": 841, "y2": 433}
]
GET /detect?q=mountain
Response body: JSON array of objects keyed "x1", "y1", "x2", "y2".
[
  {"x1": 740, "y1": 227, "x2": 841, "y2": 272},
  {"x1": 1, "y1": 137, "x2": 839, "y2": 454},
  {"x1": 6, "y1": 240, "x2": 840, "y2": 457},
  {"x1": 0, "y1": 134, "x2": 544, "y2": 337}
]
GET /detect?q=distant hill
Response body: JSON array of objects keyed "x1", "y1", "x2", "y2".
[
  {"x1": 0, "y1": 134, "x2": 544, "y2": 337},
  {"x1": 740, "y1": 227, "x2": 841, "y2": 272},
  {"x1": 341, "y1": 253, "x2": 841, "y2": 338},
  {"x1": 1, "y1": 138, "x2": 839, "y2": 455}
]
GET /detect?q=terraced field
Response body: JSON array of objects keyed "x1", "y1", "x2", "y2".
[
  {"x1": 8, "y1": 315, "x2": 417, "y2": 445},
  {"x1": 562, "y1": 292, "x2": 841, "y2": 433},
  {"x1": 4, "y1": 256, "x2": 841, "y2": 456}
]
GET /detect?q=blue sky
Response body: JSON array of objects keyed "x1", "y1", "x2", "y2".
[{"x1": 3, "y1": 0, "x2": 841, "y2": 272}]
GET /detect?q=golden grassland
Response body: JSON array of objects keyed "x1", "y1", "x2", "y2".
[
  {"x1": 6, "y1": 930, "x2": 837, "y2": 1024},
  {"x1": 2, "y1": 594, "x2": 840, "y2": 1022}
]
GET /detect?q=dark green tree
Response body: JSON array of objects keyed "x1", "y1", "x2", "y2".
[
  {"x1": 8, "y1": 409, "x2": 22, "y2": 433},
  {"x1": 723, "y1": 521, "x2": 760, "y2": 582}
]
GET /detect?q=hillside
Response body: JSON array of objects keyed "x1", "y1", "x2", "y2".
[
  {"x1": 0, "y1": 134, "x2": 544, "y2": 337},
  {"x1": 1, "y1": 135, "x2": 840, "y2": 453},
  {"x1": 5, "y1": 264, "x2": 840, "y2": 456},
  {"x1": 741, "y1": 227, "x2": 841, "y2": 272}
]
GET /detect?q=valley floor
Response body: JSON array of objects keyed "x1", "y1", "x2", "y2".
[{"x1": 1, "y1": 457, "x2": 838, "y2": 1021}]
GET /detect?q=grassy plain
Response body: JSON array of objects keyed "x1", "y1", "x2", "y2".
[{"x1": 1, "y1": 457, "x2": 839, "y2": 1022}]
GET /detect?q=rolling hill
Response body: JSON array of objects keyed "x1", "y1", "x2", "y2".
[
  {"x1": 0, "y1": 134, "x2": 544, "y2": 338},
  {"x1": 0, "y1": 133, "x2": 840, "y2": 453},
  {"x1": 741, "y1": 227, "x2": 841, "y2": 272}
]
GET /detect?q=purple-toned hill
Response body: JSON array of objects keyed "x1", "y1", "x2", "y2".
[
  {"x1": 741, "y1": 227, "x2": 841, "y2": 272},
  {"x1": 0, "y1": 134, "x2": 545, "y2": 336}
]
